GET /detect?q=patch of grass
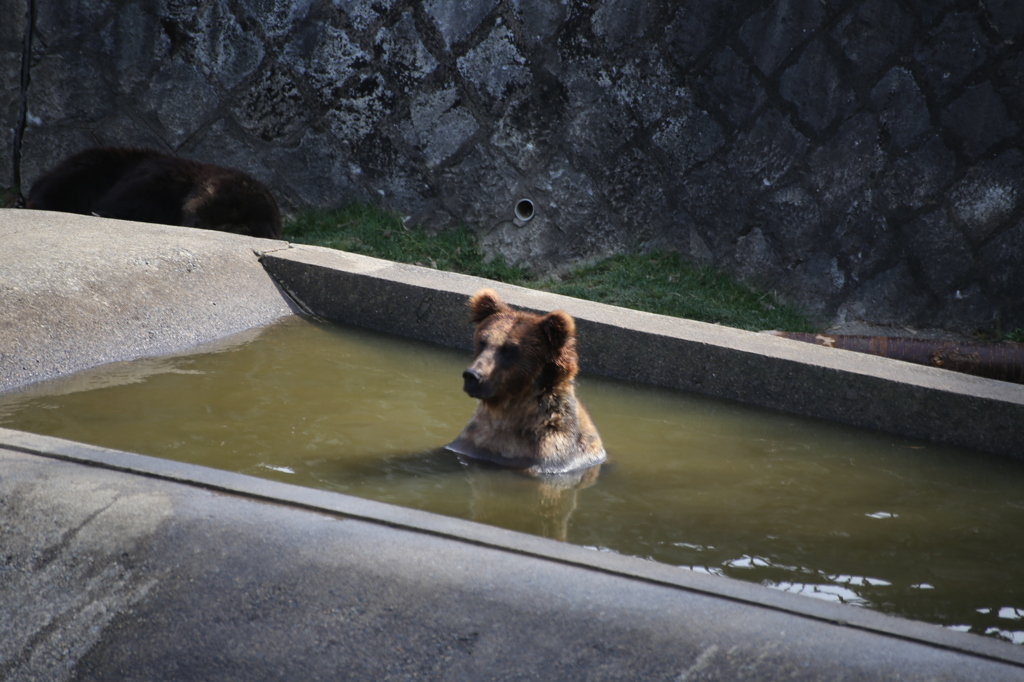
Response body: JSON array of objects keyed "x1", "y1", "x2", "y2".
[
  {"x1": 975, "y1": 325, "x2": 1024, "y2": 343},
  {"x1": 284, "y1": 205, "x2": 532, "y2": 284},
  {"x1": 1, "y1": 186, "x2": 22, "y2": 208},
  {"x1": 283, "y1": 204, "x2": 814, "y2": 332},
  {"x1": 535, "y1": 252, "x2": 814, "y2": 332}
]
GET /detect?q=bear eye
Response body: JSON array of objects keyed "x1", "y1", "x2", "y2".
[{"x1": 499, "y1": 344, "x2": 519, "y2": 362}]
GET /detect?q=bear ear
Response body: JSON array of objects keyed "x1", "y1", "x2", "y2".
[
  {"x1": 468, "y1": 289, "x2": 510, "y2": 323},
  {"x1": 539, "y1": 310, "x2": 576, "y2": 350}
]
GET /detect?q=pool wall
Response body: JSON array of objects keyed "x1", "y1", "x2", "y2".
[{"x1": 3, "y1": 210, "x2": 1024, "y2": 677}]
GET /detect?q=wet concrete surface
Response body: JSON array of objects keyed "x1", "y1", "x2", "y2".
[{"x1": 0, "y1": 209, "x2": 295, "y2": 393}]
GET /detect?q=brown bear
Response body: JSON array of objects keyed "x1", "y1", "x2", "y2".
[
  {"x1": 446, "y1": 288, "x2": 606, "y2": 475},
  {"x1": 26, "y1": 147, "x2": 281, "y2": 239}
]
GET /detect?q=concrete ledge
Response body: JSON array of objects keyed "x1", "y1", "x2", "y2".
[
  {"x1": 3, "y1": 428, "x2": 1023, "y2": 680},
  {"x1": 263, "y1": 244, "x2": 1024, "y2": 459},
  {"x1": 0, "y1": 209, "x2": 296, "y2": 393}
]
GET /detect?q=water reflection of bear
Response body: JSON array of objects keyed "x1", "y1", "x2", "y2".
[
  {"x1": 299, "y1": 449, "x2": 602, "y2": 542},
  {"x1": 460, "y1": 459, "x2": 602, "y2": 541}
]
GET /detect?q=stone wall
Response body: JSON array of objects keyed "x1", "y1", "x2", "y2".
[{"x1": 3, "y1": 0, "x2": 1023, "y2": 332}]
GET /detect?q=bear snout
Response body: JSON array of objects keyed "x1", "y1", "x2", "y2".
[{"x1": 462, "y1": 367, "x2": 493, "y2": 399}]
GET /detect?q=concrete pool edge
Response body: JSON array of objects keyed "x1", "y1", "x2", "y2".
[
  {"x1": 262, "y1": 244, "x2": 1024, "y2": 460},
  {"x1": 3, "y1": 425, "x2": 1022, "y2": 670}
]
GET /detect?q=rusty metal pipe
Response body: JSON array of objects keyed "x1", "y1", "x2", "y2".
[{"x1": 767, "y1": 332, "x2": 1024, "y2": 385}]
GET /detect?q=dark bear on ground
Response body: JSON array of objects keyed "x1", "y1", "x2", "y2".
[
  {"x1": 446, "y1": 289, "x2": 607, "y2": 475},
  {"x1": 26, "y1": 147, "x2": 281, "y2": 239}
]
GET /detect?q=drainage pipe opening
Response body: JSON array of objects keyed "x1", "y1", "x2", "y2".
[{"x1": 514, "y1": 199, "x2": 535, "y2": 222}]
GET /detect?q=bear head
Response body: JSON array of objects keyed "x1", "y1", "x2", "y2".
[
  {"x1": 182, "y1": 170, "x2": 282, "y2": 239},
  {"x1": 461, "y1": 289, "x2": 578, "y2": 402}
]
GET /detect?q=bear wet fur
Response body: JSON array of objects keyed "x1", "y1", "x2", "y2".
[
  {"x1": 446, "y1": 288, "x2": 606, "y2": 475},
  {"x1": 26, "y1": 147, "x2": 281, "y2": 239}
]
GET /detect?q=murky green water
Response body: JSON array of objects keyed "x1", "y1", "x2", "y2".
[{"x1": 3, "y1": 315, "x2": 1024, "y2": 644}]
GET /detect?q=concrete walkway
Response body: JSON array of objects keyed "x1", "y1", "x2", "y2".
[{"x1": 3, "y1": 429, "x2": 1023, "y2": 681}]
